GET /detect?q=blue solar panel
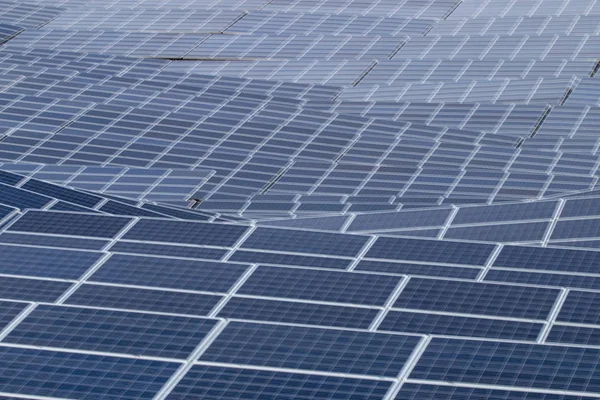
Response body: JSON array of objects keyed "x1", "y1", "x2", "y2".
[
  {"x1": 238, "y1": 266, "x2": 401, "y2": 305},
  {"x1": 7, "y1": 211, "x2": 132, "y2": 238},
  {"x1": 201, "y1": 321, "x2": 420, "y2": 376},
  {"x1": 108, "y1": 241, "x2": 227, "y2": 260},
  {"x1": 396, "y1": 383, "x2": 589, "y2": 399},
  {"x1": 0, "y1": 276, "x2": 72, "y2": 302},
  {"x1": 411, "y1": 338, "x2": 600, "y2": 393},
  {"x1": 494, "y1": 245, "x2": 600, "y2": 274},
  {"x1": 229, "y1": 249, "x2": 352, "y2": 269},
  {"x1": 0, "y1": 346, "x2": 179, "y2": 400},
  {"x1": 393, "y1": 278, "x2": 559, "y2": 319},
  {"x1": 166, "y1": 365, "x2": 392, "y2": 400},
  {"x1": 380, "y1": 311, "x2": 542, "y2": 340},
  {"x1": 0, "y1": 232, "x2": 108, "y2": 250},
  {"x1": 366, "y1": 237, "x2": 495, "y2": 265},
  {"x1": 5, "y1": 305, "x2": 218, "y2": 358},
  {"x1": 356, "y1": 260, "x2": 481, "y2": 279},
  {"x1": 90, "y1": 254, "x2": 250, "y2": 292},
  {"x1": 240, "y1": 227, "x2": 369, "y2": 257},
  {"x1": 556, "y1": 291, "x2": 600, "y2": 324},
  {"x1": 0, "y1": 300, "x2": 28, "y2": 330},
  {"x1": 122, "y1": 219, "x2": 248, "y2": 246},
  {"x1": 66, "y1": 284, "x2": 222, "y2": 316},
  {"x1": 0, "y1": 244, "x2": 103, "y2": 279},
  {"x1": 218, "y1": 296, "x2": 378, "y2": 328}
]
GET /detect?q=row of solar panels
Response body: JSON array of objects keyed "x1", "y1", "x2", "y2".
[
  {"x1": 43, "y1": 10, "x2": 600, "y2": 38},
  {"x1": 27, "y1": 0, "x2": 462, "y2": 19}
]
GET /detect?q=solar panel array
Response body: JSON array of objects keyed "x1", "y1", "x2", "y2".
[{"x1": 1, "y1": 0, "x2": 600, "y2": 399}]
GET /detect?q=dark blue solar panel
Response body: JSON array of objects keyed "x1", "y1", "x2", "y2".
[
  {"x1": 562, "y1": 197, "x2": 600, "y2": 218},
  {"x1": 109, "y1": 241, "x2": 227, "y2": 260},
  {"x1": 0, "y1": 300, "x2": 28, "y2": 330},
  {"x1": 66, "y1": 284, "x2": 222, "y2": 316},
  {"x1": 22, "y1": 179, "x2": 103, "y2": 208},
  {"x1": 0, "y1": 244, "x2": 103, "y2": 279},
  {"x1": 411, "y1": 338, "x2": 600, "y2": 393},
  {"x1": 218, "y1": 296, "x2": 377, "y2": 328},
  {"x1": 396, "y1": 383, "x2": 589, "y2": 399},
  {"x1": 0, "y1": 171, "x2": 23, "y2": 185},
  {"x1": 485, "y1": 269, "x2": 600, "y2": 290},
  {"x1": 366, "y1": 237, "x2": 495, "y2": 265},
  {"x1": 229, "y1": 249, "x2": 352, "y2": 269},
  {"x1": 356, "y1": 260, "x2": 481, "y2": 279},
  {"x1": 90, "y1": 254, "x2": 250, "y2": 292},
  {"x1": 393, "y1": 278, "x2": 559, "y2": 319},
  {"x1": 0, "y1": 346, "x2": 179, "y2": 400},
  {"x1": 240, "y1": 227, "x2": 369, "y2": 257},
  {"x1": 547, "y1": 324, "x2": 600, "y2": 346},
  {"x1": 0, "y1": 204, "x2": 15, "y2": 220},
  {"x1": 495, "y1": 245, "x2": 600, "y2": 274},
  {"x1": 551, "y1": 218, "x2": 600, "y2": 240},
  {"x1": 0, "y1": 277, "x2": 71, "y2": 302},
  {"x1": 122, "y1": 219, "x2": 248, "y2": 246},
  {"x1": 141, "y1": 203, "x2": 212, "y2": 221},
  {"x1": 444, "y1": 221, "x2": 549, "y2": 242},
  {"x1": 238, "y1": 266, "x2": 401, "y2": 305},
  {"x1": 7, "y1": 211, "x2": 132, "y2": 238},
  {"x1": 0, "y1": 182, "x2": 51, "y2": 209},
  {"x1": 380, "y1": 310, "x2": 542, "y2": 340},
  {"x1": 49, "y1": 200, "x2": 99, "y2": 213},
  {"x1": 0, "y1": 232, "x2": 108, "y2": 250},
  {"x1": 99, "y1": 200, "x2": 168, "y2": 217},
  {"x1": 201, "y1": 321, "x2": 419, "y2": 376},
  {"x1": 452, "y1": 201, "x2": 557, "y2": 225},
  {"x1": 5, "y1": 305, "x2": 218, "y2": 358},
  {"x1": 166, "y1": 365, "x2": 392, "y2": 400},
  {"x1": 557, "y1": 291, "x2": 600, "y2": 324}
]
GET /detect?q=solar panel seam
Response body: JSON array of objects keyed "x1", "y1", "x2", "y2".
[
  {"x1": 53, "y1": 251, "x2": 112, "y2": 304},
  {"x1": 153, "y1": 319, "x2": 229, "y2": 400},
  {"x1": 536, "y1": 287, "x2": 569, "y2": 343},
  {"x1": 369, "y1": 276, "x2": 410, "y2": 331},
  {"x1": 207, "y1": 263, "x2": 259, "y2": 317},
  {"x1": 0, "y1": 302, "x2": 36, "y2": 342}
]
